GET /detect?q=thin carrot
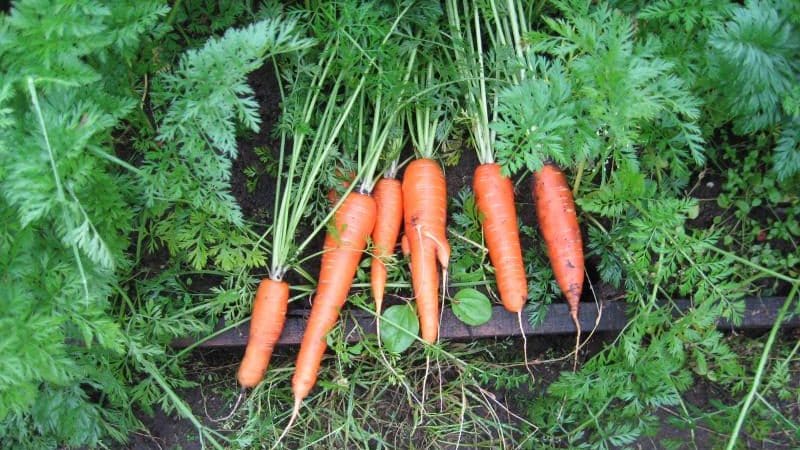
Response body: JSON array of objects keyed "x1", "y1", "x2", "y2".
[
  {"x1": 292, "y1": 191, "x2": 377, "y2": 403},
  {"x1": 371, "y1": 177, "x2": 403, "y2": 315},
  {"x1": 402, "y1": 158, "x2": 450, "y2": 343},
  {"x1": 237, "y1": 279, "x2": 290, "y2": 388},
  {"x1": 532, "y1": 163, "x2": 584, "y2": 368},
  {"x1": 473, "y1": 163, "x2": 527, "y2": 313}
]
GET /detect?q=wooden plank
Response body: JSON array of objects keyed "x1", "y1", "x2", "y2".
[{"x1": 172, "y1": 297, "x2": 798, "y2": 348}]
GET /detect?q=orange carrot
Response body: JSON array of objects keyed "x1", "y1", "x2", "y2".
[
  {"x1": 237, "y1": 279, "x2": 290, "y2": 388},
  {"x1": 473, "y1": 163, "x2": 528, "y2": 313},
  {"x1": 402, "y1": 158, "x2": 450, "y2": 343},
  {"x1": 370, "y1": 177, "x2": 403, "y2": 313},
  {"x1": 531, "y1": 163, "x2": 584, "y2": 326},
  {"x1": 292, "y1": 192, "x2": 377, "y2": 403},
  {"x1": 326, "y1": 169, "x2": 356, "y2": 204}
]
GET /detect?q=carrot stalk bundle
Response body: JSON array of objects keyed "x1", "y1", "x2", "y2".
[
  {"x1": 292, "y1": 192, "x2": 377, "y2": 402},
  {"x1": 473, "y1": 163, "x2": 528, "y2": 313},
  {"x1": 370, "y1": 177, "x2": 403, "y2": 314},
  {"x1": 402, "y1": 158, "x2": 450, "y2": 343},
  {"x1": 532, "y1": 163, "x2": 584, "y2": 362},
  {"x1": 237, "y1": 279, "x2": 290, "y2": 388}
]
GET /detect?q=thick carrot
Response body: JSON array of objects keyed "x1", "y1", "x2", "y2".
[
  {"x1": 473, "y1": 163, "x2": 528, "y2": 313},
  {"x1": 402, "y1": 158, "x2": 450, "y2": 343},
  {"x1": 292, "y1": 192, "x2": 377, "y2": 402},
  {"x1": 531, "y1": 163, "x2": 584, "y2": 323},
  {"x1": 237, "y1": 279, "x2": 290, "y2": 388},
  {"x1": 371, "y1": 177, "x2": 403, "y2": 313}
]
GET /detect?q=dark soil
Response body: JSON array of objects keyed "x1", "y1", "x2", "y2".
[
  {"x1": 230, "y1": 63, "x2": 282, "y2": 221},
  {"x1": 686, "y1": 170, "x2": 725, "y2": 230}
]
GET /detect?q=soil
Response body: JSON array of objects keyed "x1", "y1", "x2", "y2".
[{"x1": 230, "y1": 63, "x2": 282, "y2": 222}]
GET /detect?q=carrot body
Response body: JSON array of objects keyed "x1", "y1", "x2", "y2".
[
  {"x1": 292, "y1": 192, "x2": 376, "y2": 401},
  {"x1": 473, "y1": 163, "x2": 528, "y2": 313},
  {"x1": 237, "y1": 279, "x2": 290, "y2": 388},
  {"x1": 370, "y1": 177, "x2": 403, "y2": 313},
  {"x1": 402, "y1": 158, "x2": 450, "y2": 343},
  {"x1": 531, "y1": 163, "x2": 584, "y2": 317}
]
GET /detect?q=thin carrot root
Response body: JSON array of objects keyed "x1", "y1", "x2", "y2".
[
  {"x1": 376, "y1": 314, "x2": 382, "y2": 347},
  {"x1": 518, "y1": 311, "x2": 535, "y2": 381},
  {"x1": 571, "y1": 309, "x2": 581, "y2": 372},
  {"x1": 422, "y1": 353, "x2": 430, "y2": 407},
  {"x1": 211, "y1": 387, "x2": 246, "y2": 423},
  {"x1": 272, "y1": 397, "x2": 302, "y2": 450}
]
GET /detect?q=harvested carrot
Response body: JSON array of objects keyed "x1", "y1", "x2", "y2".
[
  {"x1": 292, "y1": 192, "x2": 377, "y2": 403},
  {"x1": 473, "y1": 163, "x2": 527, "y2": 313},
  {"x1": 326, "y1": 169, "x2": 356, "y2": 204},
  {"x1": 237, "y1": 279, "x2": 290, "y2": 388},
  {"x1": 531, "y1": 163, "x2": 584, "y2": 329},
  {"x1": 370, "y1": 177, "x2": 403, "y2": 314},
  {"x1": 402, "y1": 158, "x2": 450, "y2": 343}
]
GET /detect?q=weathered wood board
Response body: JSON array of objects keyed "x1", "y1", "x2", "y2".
[{"x1": 172, "y1": 297, "x2": 798, "y2": 348}]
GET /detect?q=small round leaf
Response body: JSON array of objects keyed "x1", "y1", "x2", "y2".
[
  {"x1": 452, "y1": 288, "x2": 492, "y2": 326},
  {"x1": 380, "y1": 304, "x2": 419, "y2": 353}
]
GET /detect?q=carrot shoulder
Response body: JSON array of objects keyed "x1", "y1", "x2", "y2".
[
  {"x1": 370, "y1": 177, "x2": 403, "y2": 313},
  {"x1": 402, "y1": 158, "x2": 450, "y2": 343},
  {"x1": 473, "y1": 163, "x2": 528, "y2": 313},
  {"x1": 237, "y1": 279, "x2": 290, "y2": 388},
  {"x1": 292, "y1": 192, "x2": 377, "y2": 401},
  {"x1": 532, "y1": 163, "x2": 584, "y2": 317}
]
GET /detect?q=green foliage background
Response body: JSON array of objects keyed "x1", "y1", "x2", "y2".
[{"x1": 0, "y1": 0, "x2": 798, "y2": 448}]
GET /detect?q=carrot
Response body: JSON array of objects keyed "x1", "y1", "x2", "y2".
[
  {"x1": 237, "y1": 279, "x2": 290, "y2": 388},
  {"x1": 532, "y1": 163, "x2": 584, "y2": 368},
  {"x1": 326, "y1": 169, "x2": 355, "y2": 204},
  {"x1": 473, "y1": 163, "x2": 527, "y2": 313},
  {"x1": 402, "y1": 158, "x2": 450, "y2": 343},
  {"x1": 292, "y1": 191, "x2": 377, "y2": 403},
  {"x1": 370, "y1": 177, "x2": 403, "y2": 314}
]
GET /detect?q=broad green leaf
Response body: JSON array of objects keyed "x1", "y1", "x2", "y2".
[
  {"x1": 380, "y1": 304, "x2": 419, "y2": 353},
  {"x1": 452, "y1": 289, "x2": 492, "y2": 326}
]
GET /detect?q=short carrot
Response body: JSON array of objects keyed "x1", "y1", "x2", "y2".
[
  {"x1": 237, "y1": 279, "x2": 290, "y2": 388},
  {"x1": 531, "y1": 163, "x2": 584, "y2": 330},
  {"x1": 473, "y1": 163, "x2": 527, "y2": 313},
  {"x1": 402, "y1": 158, "x2": 450, "y2": 343},
  {"x1": 326, "y1": 169, "x2": 355, "y2": 205},
  {"x1": 292, "y1": 192, "x2": 377, "y2": 404},
  {"x1": 371, "y1": 177, "x2": 403, "y2": 314}
]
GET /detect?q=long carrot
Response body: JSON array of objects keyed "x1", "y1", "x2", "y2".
[
  {"x1": 237, "y1": 279, "x2": 290, "y2": 388},
  {"x1": 473, "y1": 163, "x2": 527, "y2": 313},
  {"x1": 370, "y1": 177, "x2": 403, "y2": 315},
  {"x1": 292, "y1": 191, "x2": 376, "y2": 404},
  {"x1": 532, "y1": 163, "x2": 584, "y2": 367},
  {"x1": 402, "y1": 158, "x2": 450, "y2": 343}
]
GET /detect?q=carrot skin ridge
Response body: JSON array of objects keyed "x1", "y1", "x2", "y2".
[
  {"x1": 402, "y1": 158, "x2": 449, "y2": 343},
  {"x1": 532, "y1": 163, "x2": 584, "y2": 314},
  {"x1": 292, "y1": 192, "x2": 377, "y2": 401},
  {"x1": 473, "y1": 163, "x2": 528, "y2": 313},
  {"x1": 237, "y1": 279, "x2": 290, "y2": 388},
  {"x1": 370, "y1": 178, "x2": 403, "y2": 313}
]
